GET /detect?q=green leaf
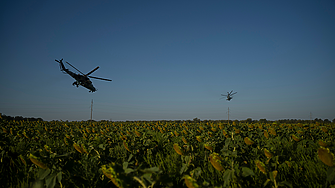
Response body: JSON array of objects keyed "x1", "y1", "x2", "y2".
[
  {"x1": 232, "y1": 150, "x2": 237, "y2": 157},
  {"x1": 190, "y1": 167, "x2": 202, "y2": 179},
  {"x1": 125, "y1": 168, "x2": 135, "y2": 174},
  {"x1": 127, "y1": 154, "x2": 133, "y2": 162},
  {"x1": 142, "y1": 173, "x2": 153, "y2": 184},
  {"x1": 278, "y1": 181, "x2": 293, "y2": 188},
  {"x1": 39, "y1": 168, "x2": 51, "y2": 180},
  {"x1": 202, "y1": 181, "x2": 210, "y2": 186},
  {"x1": 180, "y1": 163, "x2": 188, "y2": 175},
  {"x1": 56, "y1": 171, "x2": 62, "y2": 184},
  {"x1": 184, "y1": 156, "x2": 191, "y2": 164},
  {"x1": 263, "y1": 179, "x2": 271, "y2": 187},
  {"x1": 45, "y1": 173, "x2": 57, "y2": 188},
  {"x1": 223, "y1": 169, "x2": 232, "y2": 187},
  {"x1": 225, "y1": 138, "x2": 232, "y2": 147},
  {"x1": 31, "y1": 180, "x2": 44, "y2": 188},
  {"x1": 241, "y1": 167, "x2": 255, "y2": 177},
  {"x1": 142, "y1": 166, "x2": 160, "y2": 174},
  {"x1": 55, "y1": 152, "x2": 74, "y2": 158},
  {"x1": 98, "y1": 144, "x2": 104, "y2": 149},
  {"x1": 327, "y1": 167, "x2": 335, "y2": 183},
  {"x1": 123, "y1": 162, "x2": 129, "y2": 170},
  {"x1": 269, "y1": 171, "x2": 275, "y2": 182}
]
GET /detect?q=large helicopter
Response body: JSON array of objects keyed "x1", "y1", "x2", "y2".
[
  {"x1": 55, "y1": 59, "x2": 112, "y2": 92},
  {"x1": 220, "y1": 90, "x2": 237, "y2": 101}
]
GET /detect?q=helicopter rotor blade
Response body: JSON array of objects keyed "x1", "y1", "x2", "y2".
[
  {"x1": 88, "y1": 76, "x2": 112, "y2": 81},
  {"x1": 85, "y1": 66, "x2": 99, "y2": 76},
  {"x1": 65, "y1": 61, "x2": 85, "y2": 75},
  {"x1": 221, "y1": 94, "x2": 228, "y2": 96},
  {"x1": 231, "y1": 92, "x2": 237, "y2": 96}
]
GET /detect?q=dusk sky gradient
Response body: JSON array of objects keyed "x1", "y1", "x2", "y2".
[{"x1": 1, "y1": 0, "x2": 334, "y2": 121}]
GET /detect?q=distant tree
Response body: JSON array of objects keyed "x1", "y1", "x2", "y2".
[
  {"x1": 175, "y1": 120, "x2": 182, "y2": 123},
  {"x1": 333, "y1": 118, "x2": 335, "y2": 123},
  {"x1": 245, "y1": 118, "x2": 252, "y2": 123},
  {"x1": 324, "y1": 119, "x2": 330, "y2": 124},
  {"x1": 193, "y1": 117, "x2": 200, "y2": 122},
  {"x1": 1, "y1": 114, "x2": 43, "y2": 121},
  {"x1": 297, "y1": 119, "x2": 303, "y2": 123},
  {"x1": 15, "y1": 116, "x2": 24, "y2": 121},
  {"x1": 259, "y1": 119, "x2": 267, "y2": 124}
]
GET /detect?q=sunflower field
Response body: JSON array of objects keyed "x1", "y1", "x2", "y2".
[{"x1": 1, "y1": 116, "x2": 335, "y2": 188}]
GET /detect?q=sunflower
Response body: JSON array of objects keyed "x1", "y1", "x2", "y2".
[
  {"x1": 184, "y1": 175, "x2": 199, "y2": 188},
  {"x1": 81, "y1": 144, "x2": 89, "y2": 154},
  {"x1": 264, "y1": 130, "x2": 269, "y2": 139},
  {"x1": 204, "y1": 143, "x2": 213, "y2": 151},
  {"x1": 318, "y1": 140, "x2": 328, "y2": 147},
  {"x1": 101, "y1": 164, "x2": 123, "y2": 188},
  {"x1": 255, "y1": 160, "x2": 266, "y2": 174},
  {"x1": 29, "y1": 154, "x2": 48, "y2": 169},
  {"x1": 173, "y1": 143, "x2": 184, "y2": 155},
  {"x1": 244, "y1": 137, "x2": 254, "y2": 145},
  {"x1": 264, "y1": 148, "x2": 273, "y2": 158},
  {"x1": 19, "y1": 155, "x2": 26, "y2": 166},
  {"x1": 268, "y1": 127, "x2": 276, "y2": 136},
  {"x1": 73, "y1": 143, "x2": 84, "y2": 153},
  {"x1": 318, "y1": 147, "x2": 335, "y2": 167},
  {"x1": 272, "y1": 170, "x2": 278, "y2": 179},
  {"x1": 123, "y1": 142, "x2": 131, "y2": 152},
  {"x1": 209, "y1": 153, "x2": 224, "y2": 171},
  {"x1": 182, "y1": 137, "x2": 188, "y2": 145},
  {"x1": 292, "y1": 134, "x2": 301, "y2": 142},
  {"x1": 134, "y1": 130, "x2": 141, "y2": 137},
  {"x1": 321, "y1": 127, "x2": 328, "y2": 133}
]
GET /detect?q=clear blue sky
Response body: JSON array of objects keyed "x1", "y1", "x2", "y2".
[{"x1": 1, "y1": 0, "x2": 334, "y2": 121}]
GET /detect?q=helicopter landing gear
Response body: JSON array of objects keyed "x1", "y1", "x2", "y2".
[{"x1": 72, "y1": 81, "x2": 79, "y2": 87}]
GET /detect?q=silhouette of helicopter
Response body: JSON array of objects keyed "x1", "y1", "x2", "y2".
[
  {"x1": 55, "y1": 59, "x2": 112, "y2": 92},
  {"x1": 220, "y1": 90, "x2": 237, "y2": 101}
]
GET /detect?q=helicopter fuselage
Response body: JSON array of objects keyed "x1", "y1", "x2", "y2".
[
  {"x1": 221, "y1": 90, "x2": 237, "y2": 101},
  {"x1": 58, "y1": 60, "x2": 96, "y2": 92}
]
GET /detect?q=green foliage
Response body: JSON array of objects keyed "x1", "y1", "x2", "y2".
[{"x1": 0, "y1": 118, "x2": 334, "y2": 187}]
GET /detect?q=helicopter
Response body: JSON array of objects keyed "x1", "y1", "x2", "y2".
[
  {"x1": 220, "y1": 90, "x2": 237, "y2": 101},
  {"x1": 55, "y1": 58, "x2": 112, "y2": 92}
]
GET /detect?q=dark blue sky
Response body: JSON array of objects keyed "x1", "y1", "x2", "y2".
[{"x1": 1, "y1": 1, "x2": 334, "y2": 121}]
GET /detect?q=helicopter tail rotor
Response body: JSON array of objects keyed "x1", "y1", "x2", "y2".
[
  {"x1": 55, "y1": 58, "x2": 63, "y2": 63},
  {"x1": 55, "y1": 59, "x2": 66, "y2": 72}
]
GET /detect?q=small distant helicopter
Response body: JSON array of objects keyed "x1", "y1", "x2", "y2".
[
  {"x1": 55, "y1": 59, "x2": 112, "y2": 92},
  {"x1": 220, "y1": 90, "x2": 237, "y2": 101}
]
